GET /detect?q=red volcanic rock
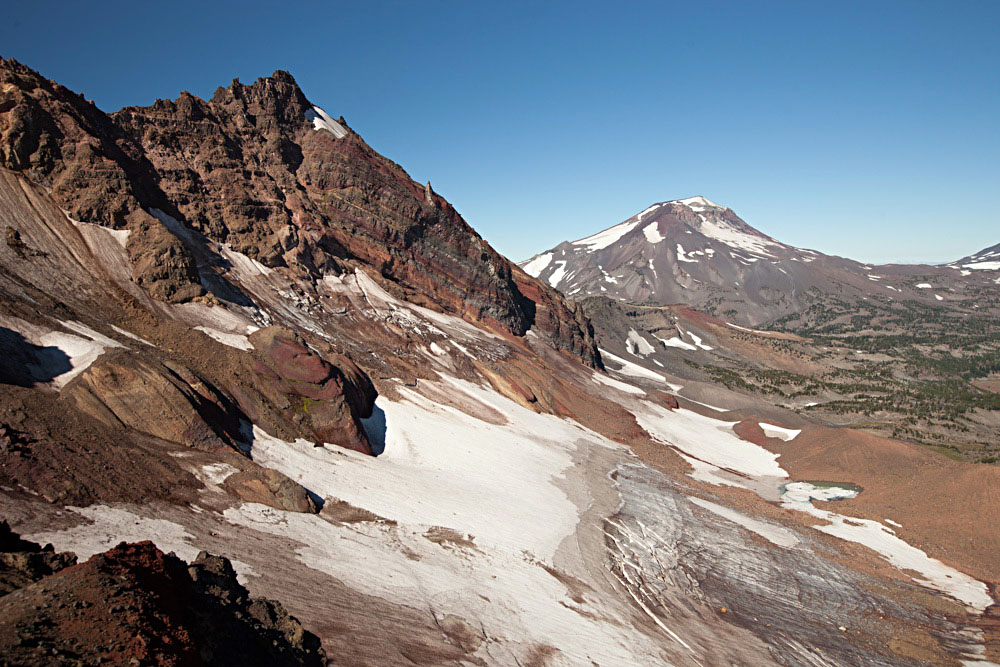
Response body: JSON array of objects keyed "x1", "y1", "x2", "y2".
[
  {"x1": 244, "y1": 326, "x2": 376, "y2": 454},
  {"x1": 513, "y1": 269, "x2": 602, "y2": 368},
  {"x1": 1, "y1": 58, "x2": 602, "y2": 367},
  {"x1": 646, "y1": 391, "x2": 679, "y2": 409},
  {"x1": 0, "y1": 539, "x2": 326, "y2": 666},
  {"x1": 665, "y1": 394, "x2": 679, "y2": 410},
  {"x1": 733, "y1": 419, "x2": 768, "y2": 446}
]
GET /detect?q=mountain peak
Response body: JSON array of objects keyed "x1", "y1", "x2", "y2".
[{"x1": 669, "y1": 196, "x2": 726, "y2": 210}]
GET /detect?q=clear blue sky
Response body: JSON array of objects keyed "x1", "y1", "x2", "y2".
[{"x1": 3, "y1": 0, "x2": 998, "y2": 264}]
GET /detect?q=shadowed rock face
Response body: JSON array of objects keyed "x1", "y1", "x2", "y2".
[
  {"x1": 0, "y1": 57, "x2": 600, "y2": 366},
  {"x1": 0, "y1": 535, "x2": 326, "y2": 667},
  {"x1": 0, "y1": 520, "x2": 77, "y2": 596}
]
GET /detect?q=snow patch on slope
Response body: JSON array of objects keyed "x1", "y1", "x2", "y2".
[
  {"x1": 304, "y1": 106, "x2": 348, "y2": 139},
  {"x1": 676, "y1": 244, "x2": 698, "y2": 263},
  {"x1": 548, "y1": 261, "x2": 568, "y2": 287},
  {"x1": 626, "y1": 329, "x2": 656, "y2": 356},
  {"x1": 643, "y1": 223, "x2": 664, "y2": 243},
  {"x1": 522, "y1": 252, "x2": 553, "y2": 277},
  {"x1": 695, "y1": 214, "x2": 782, "y2": 257},
  {"x1": 784, "y1": 497, "x2": 994, "y2": 611},
  {"x1": 759, "y1": 423, "x2": 801, "y2": 441},
  {"x1": 194, "y1": 326, "x2": 253, "y2": 351},
  {"x1": 673, "y1": 196, "x2": 724, "y2": 211},
  {"x1": 572, "y1": 220, "x2": 641, "y2": 251},
  {"x1": 633, "y1": 402, "x2": 787, "y2": 479},
  {"x1": 600, "y1": 349, "x2": 682, "y2": 390}
]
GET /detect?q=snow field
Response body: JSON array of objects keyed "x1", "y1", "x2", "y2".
[
  {"x1": 249, "y1": 375, "x2": 616, "y2": 560},
  {"x1": 224, "y1": 503, "x2": 666, "y2": 665},
  {"x1": 632, "y1": 402, "x2": 787, "y2": 479}
]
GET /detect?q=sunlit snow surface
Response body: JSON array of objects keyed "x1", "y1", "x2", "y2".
[
  {"x1": 231, "y1": 378, "x2": 677, "y2": 664},
  {"x1": 759, "y1": 423, "x2": 801, "y2": 441},
  {"x1": 250, "y1": 376, "x2": 611, "y2": 560},
  {"x1": 963, "y1": 261, "x2": 1000, "y2": 270},
  {"x1": 783, "y1": 497, "x2": 994, "y2": 611},
  {"x1": 521, "y1": 251, "x2": 553, "y2": 277},
  {"x1": 625, "y1": 329, "x2": 655, "y2": 356},
  {"x1": 194, "y1": 326, "x2": 253, "y2": 350},
  {"x1": 571, "y1": 219, "x2": 641, "y2": 251},
  {"x1": 547, "y1": 261, "x2": 568, "y2": 287},
  {"x1": 642, "y1": 222, "x2": 664, "y2": 243},
  {"x1": 304, "y1": 106, "x2": 348, "y2": 138},
  {"x1": 634, "y1": 402, "x2": 787, "y2": 479},
  {"x1": 695, "y1": 214, "x2": 783, "y2": 257},
  {"x1": 599, "y1": 348, "x2": 683, "y2": 389}
]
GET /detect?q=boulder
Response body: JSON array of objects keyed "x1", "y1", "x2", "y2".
[
  {"x1": 222, "y1": 467, "x2": 318, "y2": 514},
  {"x1": 243, "y1": 326, "x2": 376, "y2": 454}
]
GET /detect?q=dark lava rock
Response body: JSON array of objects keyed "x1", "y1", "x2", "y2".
[
  {"x1": 0, "y1": 520, "x2": 77, "y2": 596},
  {"x1": 0, "y1": 540, "x2": 326, "y2": 666}
]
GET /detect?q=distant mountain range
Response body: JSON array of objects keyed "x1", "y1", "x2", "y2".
[{"x1": 521, "y1": 196, "x2": 1000, "y2": 325}]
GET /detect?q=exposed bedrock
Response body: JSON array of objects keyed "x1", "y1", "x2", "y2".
[
  {"x1": 65, "y1": 350, "x2": 245, "y2": 454},
  {"x1": 0, "y1": 57, "x2": 602, "y2": 366},
  {"x1": 222, "y1": 467, "x2": 318, "y2": 514},
  {"x1": 236, "y1": 326, "x2": 377, "y2": 454}
]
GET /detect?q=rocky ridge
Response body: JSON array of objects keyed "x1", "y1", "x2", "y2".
[{"x1": 0, "y1": 57, "x2": 599, "y2": 366}]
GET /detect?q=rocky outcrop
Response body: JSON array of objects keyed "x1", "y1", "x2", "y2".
[
  {"x1": 1, "y1": 57, "x2": 601, "y2": 366},
  {"x1": 222, "y1": 467, "x2": 318, "y2": 514},
  {"x1": 514, "y1": 269, "x2": 602, "y2": 368},
  {"x1": 651, "y1": 391, "x2": 679, "y2": 410},
  {"x1": 65, "y1": 351, "x2": 244, "y2": 453},
  {"x1": 0, "y1": 394, "x2": 199, "y2": 506},
  {"x1": 236, "y1": 326, "x2": 376, "y2": 454},
  {"x1": 0, "y1": 58, "x2": 155, "y2": 226},
  {"x1": 0, "y1": 520, "x2": 76, "y2": 596},
  {"x1": 125, "y1": 208, "x2": 204, "y2": 303},
  {"x1": 113, "y1": 71, "x2": 538, "y2": 335},
  {"x1": 0, "y1": 539, "x2": 326, "y2": 666}
]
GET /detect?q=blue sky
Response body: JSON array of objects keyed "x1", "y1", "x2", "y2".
[{"x1": 3, "y1": 1, "x2": 998, "y2": 263}]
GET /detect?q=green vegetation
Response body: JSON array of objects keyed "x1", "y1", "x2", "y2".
[{"x1": 704, "y1": 291, "x2": 1000, "y2": 460}]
